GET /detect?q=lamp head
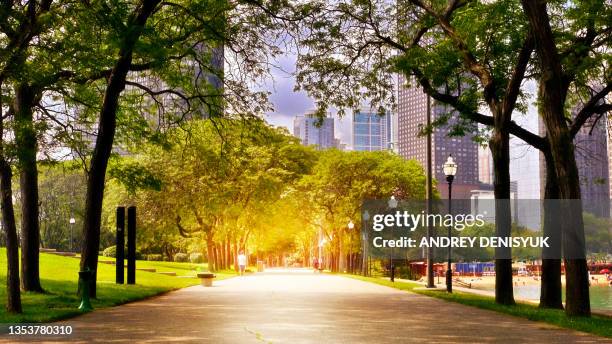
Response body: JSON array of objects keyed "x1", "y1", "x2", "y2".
[
  {"x1": 362, "y1": 210, "x2": 370, "y2": 222},
  {"x1": 443, "y1": 154, "x2": 457, "y2": 179}
]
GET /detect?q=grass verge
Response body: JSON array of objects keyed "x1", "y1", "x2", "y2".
[
  {"x1": 0, "y1": 249, "x2": 234, "y2": 323},
  {"x1": 346, "y1": 274, "x2": 612, "y2": 338}
]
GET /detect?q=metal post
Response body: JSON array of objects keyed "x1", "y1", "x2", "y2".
[
  {"x1": 363, "y1": 225, "x2": 369, "y2": 276},
  {"x1": 362, "y1": 230, "x2": 366, "y2": 276},
  {"x1": 318, "y1": 227, "x2": 322, "y2": 270},
  {"x1": 426, "y1": 94, "x2": 435, "y2": 288},
  {"x1": 446, "y1": 177, "x2": 453, "y2": 293},
  {"x1": 127, "y1": 206, "x2": 136, "y2": 284},
  {"x1": 116, "y1": 207, "x2": 125, "y2": 284}
]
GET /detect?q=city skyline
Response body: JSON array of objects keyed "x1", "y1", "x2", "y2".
[{"x1": 264, "y1": 59, "x2": 612, "y2": 220}]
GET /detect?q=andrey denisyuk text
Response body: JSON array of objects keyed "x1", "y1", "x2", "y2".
[
  {"x1": 368, "y1": 210, "x2": 549, "y2": 249},
  {"x1": 372, "y1": 236, "x2": 550, "y2": 248}
]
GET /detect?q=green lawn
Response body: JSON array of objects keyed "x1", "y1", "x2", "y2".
[
  {"x1": 97, "y1": 256, "x2": 212, "y2": 276},
  {"x1": 346, "y1": 274, "x2": 612, "y2": 338},
  {"x1": 0, "y1": 249, "x2": 234, "y2": 323}
]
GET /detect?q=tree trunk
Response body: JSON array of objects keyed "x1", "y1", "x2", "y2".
[
  {"x1": 206, "y1": 233, "x2": 215, "y2": 272},
  {"x1": 214, "y1": 244, "x2": 220, "y2": 271},
  {"x1": 220, "y1": 239, "x2": 226, "y2": 269},
  {"x1": 547, "y1": 129, "x2": 590, "y2": 316},
  {"x1": 0, "y1": 88, "x2": 21, "y2": 313},
  {"x1": 79, "y1": 0, "x2": 161, "y2": 297},
  {"x1": 14, "y1": 83, "x2": 43, "y2": 293},
  {"x1": 0, "y1": 158, "x2": 22, "y2": 313},
  {"x1": 225, "y1": 238, "x2": 231, "y2": 270},
  {"x1": 521, "y1": 0, "x2": 590, "y2": 317},
  {"x1": 489, "y1": 129, "x2": 515, "y2": 305},
  {"x1": 539, "y1": 149, "x2": 563, "y2": 309},
  {"x1": 233, "y1": 239, "x2": 238, "y2": 272}
]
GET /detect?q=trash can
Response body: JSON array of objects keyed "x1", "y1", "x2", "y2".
[
  {"x1": 197, "y1": 272, "x2": 216, "y2": 287},
  {"x1": 257, "y1": 261, "x2": 264, "y2": 272},
  {"x1": 78, "y1": 269, "x2": 94, "y2": 311}
]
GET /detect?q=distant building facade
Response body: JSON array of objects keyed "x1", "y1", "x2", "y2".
[
  {"x1": 539, "y1": 113, "x2": 610, "y2": 218},
  {"x1": 397, "y1": 76, "x2": 479, "y2": 200},
  {"x1": 574, "y1": 116, "x2": 610, "y2": 217},
  {"x1": 352, "y1": 109, "x2": 393, "y2": 151},
  {"x1": 478, "y1": 147, "x2": 493, "y2": 185},
  {"x1": 293, "y1": 112, "x2": 335, "y2": 149}
]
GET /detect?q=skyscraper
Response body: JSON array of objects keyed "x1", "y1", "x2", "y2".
[
  {"x1": 574, "y1": 116, "x2": 610, "y2": 217},
  {"x1": 293, "y1": 112, "x2": 336, "y2": 149},
  {"x1": 478, "y1": 146, "x2": 493, "y2": 185},
  {"x1": 397, "y1": 76, "x2": 479, "y2": 199},
  {"x1": 539, "y1": 111, "x2": 610, "y2": 218},
  {"x1": 352, "y1": 109, "x2": 393, "y2": 151}
]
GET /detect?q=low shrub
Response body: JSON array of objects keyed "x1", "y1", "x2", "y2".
[
  {"x1": 174, "y1": 253, "x2": 189, "y2": 262},
  {"x1": 146, "y1": 254, "x2": 163, "y2": 261},
  {"x1": 102, "y1": 246, "x2": 143, "y2": 260},
  {"x1": 189, "y1": 253, "x2": 203, "y2": 263},
  {"x1": 102, "y1": 246, "x2": 117, "y2": 258}
]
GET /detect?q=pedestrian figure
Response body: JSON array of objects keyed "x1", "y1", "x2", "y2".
[{"x1": 238, "y1": 251, "x2": 247, "y2": 276}]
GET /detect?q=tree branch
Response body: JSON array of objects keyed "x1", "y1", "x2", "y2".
[
  {"x1": 502, "y1": 31, "x2": 534, "y2": 119},
  {"x1": 409, "y1": 0, "x2": 498, "y2": 106},
  {"x1": 569, "y1": 82, "x2": 612, "y2": 138}
]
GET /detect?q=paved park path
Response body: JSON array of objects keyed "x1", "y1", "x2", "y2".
[{"x1": 3, "y1": 269, "x2": 610, "y2": 343}]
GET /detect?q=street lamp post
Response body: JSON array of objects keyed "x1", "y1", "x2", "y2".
[
  {"x1": 443, "y1": 155, "x2": 457, "y2": 293},
  {"x1": 388, "y1": 196, "x2": 398, "y2": 282},
  {"x1": 318, "y1": 227, "x2": 324, "y2": 271},
  {"x1": 347, "y1": 220, "x2": 354, "y2": 273},
  {"x1": 318, "y1": 238, "x2": 324, "y2": 270},
  {"x1": 362, "y1": 210, "x2": 370, "y2": 276},
  {"x1": 69, "y1": 217, "x2": 76, "y2": 252}
]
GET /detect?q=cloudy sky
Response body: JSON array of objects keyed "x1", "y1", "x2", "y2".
[{"x1": 261, "y1": 54, "x2": 353, "y2": 148}]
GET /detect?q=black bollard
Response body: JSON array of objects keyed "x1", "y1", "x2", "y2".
[
  {"x1": 116, "y1": 207, "x2": 125, "y2": 284},
  {"x1": 127, "y1": 206, "x2": 136, "y2": 284}
]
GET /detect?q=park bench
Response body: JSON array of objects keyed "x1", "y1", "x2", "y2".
[{"x1": 197, "y1": 272, "x2": 216, "y2": 287}]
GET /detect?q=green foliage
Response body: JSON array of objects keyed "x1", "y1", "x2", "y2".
[
  {"x1": 395, "y1": 265, "x2": 421, "y2": 281},
  {"x1": 102, "y1": 245, "x2": 143, "y2": 260},
  {"x1": 102, "y1": 246, "x2": 117, "y2": 258},
  {"x1": 146, "y1": 254, "x2": 163, "y2": 262},
  {"x1": 37, "y1": 164, "x2": 86, "y2": 252},
  {"x1": 103, "y1": 118, "x2": 318, "y2": 260},
  {"x1": 109, "y1": 159, "x2": 162, "y2": 195},
  {"x1": 100, "y1": 117, "x2": 427, "y2": 270},
  {"x1": 583, "y1": 213, "x2": 612, "y2": 255},
  {"x1": 299, "y1": 149, "x2": 427, "y2": 231}
]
